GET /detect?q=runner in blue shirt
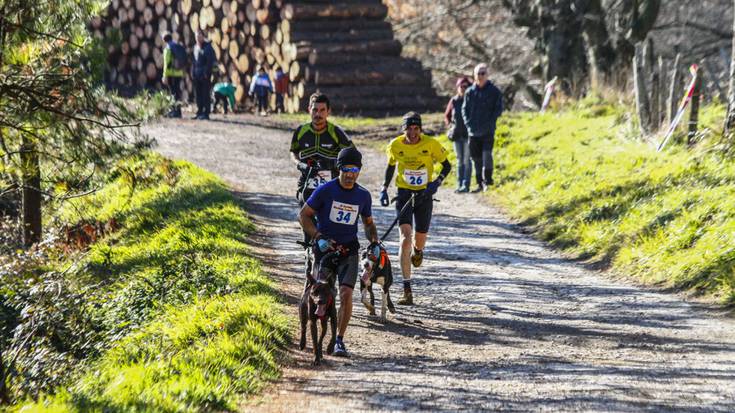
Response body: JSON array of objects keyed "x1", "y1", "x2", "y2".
[{"x1": 299, "y1": 147, "x2": 379, "y2": 357}]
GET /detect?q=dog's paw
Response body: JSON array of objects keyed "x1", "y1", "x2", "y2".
[
  {"x1": 312, "y1": 358, "x2": 321, "y2": 366},
  {"x1": 327, "y1": 342, "x2": 335, "y2": 355},
  {"x1": 299, "y1": 337, "x2": 306, "y2": 351}
]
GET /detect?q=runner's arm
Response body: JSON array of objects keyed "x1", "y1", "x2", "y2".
[
  {"x1": 290, "y1": 128, "x2": 308, "y2": 169},
  {"x1": 382, "y1": 164, "x2": 396, "y2": 189},
  {"x1": 335, "y1": 125, "x2": 354, "y2": 149},
  {"x1": 299, "y1": 204, "x2": 320, "y2": 240},
  {"x1": 362, "y1": 215, "x2": 379, "y2": 244},
  {"x1": 436, "y1": 159, "x2": 451, "y2": 182}
]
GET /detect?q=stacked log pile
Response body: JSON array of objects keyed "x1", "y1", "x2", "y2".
[{"x1": 91, "y1": 0, "x2": 441, "y2": 114}]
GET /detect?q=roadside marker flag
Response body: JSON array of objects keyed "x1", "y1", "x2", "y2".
[
  {"x1": 540, "y1": 76, "x2": 558, "y2": 113},
  {"x1": 657, "y1": 64, "x2": 699, "y2": 152}
]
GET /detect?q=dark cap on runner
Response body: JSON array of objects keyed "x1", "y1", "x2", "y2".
[
  {"x1": 402, "y1": 112, "x2": 422, "y2": 130},
  {"x1": 336, "y1": 146, "x2": 362, "y2": 168}
]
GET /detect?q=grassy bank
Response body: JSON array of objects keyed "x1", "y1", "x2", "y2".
[
  {"x1": 12, "y1": 154, "x2": 288, "y2": 412},
  {"x1": 471, "y1": 98, "x2": 735, "y2": 303}
]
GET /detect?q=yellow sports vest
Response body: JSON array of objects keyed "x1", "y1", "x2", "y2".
[{"x1": 386, "y1": 134, "x2": 448, "y2": 190}]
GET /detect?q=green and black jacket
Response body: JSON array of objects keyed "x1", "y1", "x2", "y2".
[{"x1": 290, "y1": 121, "x2": 354, "y2": 163}]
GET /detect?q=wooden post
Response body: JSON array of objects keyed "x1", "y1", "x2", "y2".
[
  {"x1": 724, "y1": 0, "x2": 735, "y2": 142},
  {"x1": 634, "y1": 43, "x2": 652, "y2": 135},
  {"x1": 688, "y1": 68, "x2": 703, "y2": 145},
  {"x1": 668, "y1": 53, "x2": 682, "y2": 126},
  {"x1": 650, "y1": 62, "x2": 660, "y2": 130},
  {"x1": 20, "y1": 136, "x2": 42, "y2": 246},
  {"x1": 658, "y1": 56, "x2": 667, "y2": 128}
]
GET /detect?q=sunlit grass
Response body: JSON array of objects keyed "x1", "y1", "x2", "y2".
[
  {"x1": 277, "y1": 112, "x2": 444, "y2": 131},
  {"x1": 14, "y1": 154, "x2": 288, "y2": 412},
  {"x1": 457, "y1": 98, "x2": 735, "y2": 303}
]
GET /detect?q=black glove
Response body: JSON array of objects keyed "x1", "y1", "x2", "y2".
[
  {"x1": 379, "y1": 189, "x2": 389, "y2": 207},
  {"x1": 425, "y1": 179, "x2": 442, "y2": 196}
]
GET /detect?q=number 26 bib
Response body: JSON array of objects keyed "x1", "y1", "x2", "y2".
[
  {"x1": 403, "y1": 169, "x2": 428, "y2": 187},
  {"x1": 329, "y1": 201, "x2": 359, "y2": 225}
]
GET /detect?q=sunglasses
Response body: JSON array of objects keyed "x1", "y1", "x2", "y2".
[
  {"x1": 340, "y1": 166, "x2": 360, "y2": 173},
  {"x1": 460, "y1": 84, "x2": 469, "y2": 89},
  {"x1": 477, "y1": 71, "x2": 487, "y2": 76}
]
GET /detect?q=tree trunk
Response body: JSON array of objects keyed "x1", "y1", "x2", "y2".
[
  {"x1": 0, "y1": 346, "x2": 9, "y2": 405},
  {"x1": 579, "y1": 0, "x2": 616, "y2": 89},
  {"x1": 308, "y1": 66, "x2": 431, "y2": 86},
  {"x1": 724, "y1": 0, "x2": 735, "y2": 142},
  {"x1": 307, "y1": 39, "x2": 402, "y2": 57},
  {"x1": 634, "y1": 43, "x2": 652, "y2": 135},
  {"x1": 21, "y1": 136, "x2": 42, "y2": 246},
  {"x1": 281, "y1": 3, "x2": 388, "y2": 21}
]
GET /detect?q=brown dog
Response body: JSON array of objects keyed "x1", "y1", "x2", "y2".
[{"x1": 299, "y1": 251, "x2": 338, "y2": 365}]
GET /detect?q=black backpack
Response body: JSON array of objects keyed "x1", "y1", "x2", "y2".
[{"x1": 169, "y1": 43, "x2": 187, "y2": 70}]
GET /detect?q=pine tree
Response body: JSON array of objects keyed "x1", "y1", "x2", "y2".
[{"x1": 0, "y1": 0, "x2": 149, "y2": 246}]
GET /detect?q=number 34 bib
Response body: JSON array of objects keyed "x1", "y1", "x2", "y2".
[
  {"x1": 329, "y1": 201, "x2": 359, "y2": 225},
  {"x1": 403, "y1": 169, "x2": 428, "y2": 187}
]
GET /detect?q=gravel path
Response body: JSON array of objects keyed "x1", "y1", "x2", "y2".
[{"x1": 145, "y1": 114, "x2": 735, "y2": 412}]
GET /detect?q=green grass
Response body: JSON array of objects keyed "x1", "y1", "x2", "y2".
[
  {"x1": 444, "y1": 96, "x2": 735, "y2": 303},
  {"x1": 278, "y1": 112, "x2": 445, "y2": 131},
  {"x1": 13, "y1": 154, "x2": 288, "y2": 412}
]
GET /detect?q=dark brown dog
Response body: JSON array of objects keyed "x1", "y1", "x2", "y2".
[{"x1": 299, "y1": 251, "x2": 338, "y2": 365}]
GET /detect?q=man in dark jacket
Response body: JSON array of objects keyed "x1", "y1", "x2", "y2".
[
  {"x1": 192, "y1": 29, "x2": 216, "y2": 120},
  {"x1": 461, "y1": 63, "x2": 504, "y2": 192}
]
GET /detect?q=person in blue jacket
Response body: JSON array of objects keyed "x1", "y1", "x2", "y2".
[
  {"x1": 192, "y1": 29, "x2": 216, "y2": 120},
  {"x1": 249, "y1": 66, "x2": 274, "y2": 116},
  {"x1": 461, "y1": 63, "x2": 504, "y2": 192}
]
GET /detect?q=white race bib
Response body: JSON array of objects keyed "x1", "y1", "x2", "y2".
[
  {"x1": 403, "y1": 169, "x2": 428, "y2": 187},
  {"x1": 329, "y1": 201, "x2": 359, "y2": 225},
  {"x1": 306, "y1": 170, "x2": 332, "y2": 189}
]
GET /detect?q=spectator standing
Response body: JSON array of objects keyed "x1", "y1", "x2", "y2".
[
  {"x1": 274, "y1": 67, "x2": 289, "y2": 113},
  {"x1": 249, "y1": 66, "x2": 274, "y2": 116},
  {"x1": 161, "y1": 32, "x2": 186, "y2": 118},
  {"x1": 461, "y1": 63, "x2": 504, "y2": 192},
  {"x1": 192, "y1": 29, "x2": 216, "y2": 120},
  {"x1": 444, "y1": 76, "x2": 472, "y2": 192}
]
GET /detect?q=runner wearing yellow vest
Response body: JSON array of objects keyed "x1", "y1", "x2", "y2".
[{"x1": 380, "y1": 112, "x2": 451, "y2": 305}]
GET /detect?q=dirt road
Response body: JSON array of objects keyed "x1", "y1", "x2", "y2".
[{"x1": 146, "y1": 114, "x2": 735, "y2": 412}]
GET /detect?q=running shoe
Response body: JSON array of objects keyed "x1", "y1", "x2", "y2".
[
  {"x1": 411, "y1": 248, "x2": 423, "y2": 268},
  {"x1": 333, "y1": 340, "x2": 350, "y2": 357},
  {"x1": 397, "y1": 289, "x2": 414, "y2": 305}
]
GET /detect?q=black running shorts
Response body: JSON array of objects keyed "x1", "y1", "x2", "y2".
[{"x1": 395, "y1": 188, "x2": 433, "y2": 233}]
